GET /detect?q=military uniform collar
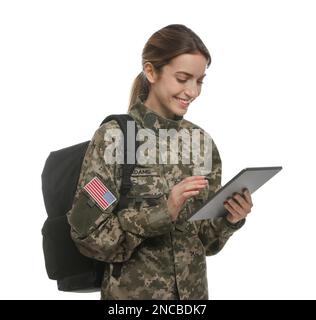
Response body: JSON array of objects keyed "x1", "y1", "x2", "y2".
[{"x1": 128, "y1": 95, "x2": 183, "y2": 132}]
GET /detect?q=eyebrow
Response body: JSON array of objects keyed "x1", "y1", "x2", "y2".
[{"x1": 175, "y1": 71, "x2": 207, "y2": 79}]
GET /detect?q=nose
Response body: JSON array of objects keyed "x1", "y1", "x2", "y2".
[{"x1": 184, "y1": 82, "x2": 199, "y2": 100}]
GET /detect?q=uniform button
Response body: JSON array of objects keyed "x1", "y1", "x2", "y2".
[{"x1": 190, "y1": 250, "x2": 196, "y2": 256}]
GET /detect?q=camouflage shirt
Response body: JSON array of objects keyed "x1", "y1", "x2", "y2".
[{"x1": 67, "y1": 96, "x2": 245, "y2": 300}]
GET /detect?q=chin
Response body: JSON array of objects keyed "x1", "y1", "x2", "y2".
[
  {"x1": 173, "y1": 103, "x2": 189, "y2": 115},
  {"x1": 169, "y1": 100, "x2": 189, "y2": 117},
  {"x1": 174, "y1": 108, "x2": 187, "y2": 117}
]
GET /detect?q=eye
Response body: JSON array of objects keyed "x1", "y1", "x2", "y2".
[{"x1": 176, "y1": 78, "x2": 204, "y2": 85}]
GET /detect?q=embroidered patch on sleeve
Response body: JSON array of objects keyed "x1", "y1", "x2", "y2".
[{"x1": 83, "y1": 176, "x2": 117, "y2": 211}]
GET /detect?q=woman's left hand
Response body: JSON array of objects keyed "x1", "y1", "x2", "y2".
[{"x1": 223, "y1": 189, "x2": 253, "y2": 224}]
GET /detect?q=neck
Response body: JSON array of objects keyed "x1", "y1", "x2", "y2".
[{"x1": 143, "y1": 95, "x2": 175, "y2": 120}]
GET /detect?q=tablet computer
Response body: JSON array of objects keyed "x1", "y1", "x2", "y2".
[{"x1": 188, "y1": 166, "x2": 282, "y2": 221}]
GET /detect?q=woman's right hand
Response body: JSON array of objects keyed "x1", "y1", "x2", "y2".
[{"x1": 167, "y1": 176, "x2": 208, "y2": 222}]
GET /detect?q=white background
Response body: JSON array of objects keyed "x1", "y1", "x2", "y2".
[{"x1": 1, "y1": 0, "x2": 315, "y2": 300}]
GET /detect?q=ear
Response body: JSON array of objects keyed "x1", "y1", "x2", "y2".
[{"x1": 143, "y1": 62, "x2": 158, "y2": 84}]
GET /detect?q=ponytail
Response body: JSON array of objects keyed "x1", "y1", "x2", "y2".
[{"x1": 128, "y1": 72, "x2": 149, "y2": 111}]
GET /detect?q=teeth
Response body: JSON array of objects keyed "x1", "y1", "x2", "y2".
[{"x1": 176, "y1": 97, "x2": 189, "y2": 103}]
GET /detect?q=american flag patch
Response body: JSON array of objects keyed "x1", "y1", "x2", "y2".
[{"x1": 83, "y1": 176, "x2": 117, "y2": 211}]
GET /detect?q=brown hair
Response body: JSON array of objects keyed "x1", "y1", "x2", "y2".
[{"x1": 128, "y1": 24, "x2": 211, "y2": 111}]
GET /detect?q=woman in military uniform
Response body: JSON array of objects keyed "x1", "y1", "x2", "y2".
[{"x1": 67, "y1": 24, "x2": 253, "y2": 300}]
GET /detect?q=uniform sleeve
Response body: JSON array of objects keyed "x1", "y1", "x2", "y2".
[
  {"x1": 67, "y1": 121, "x2": 173, "y2": 263},
  {"x1": 197, "y1": 137, "x2": 245, "y2": 256}
]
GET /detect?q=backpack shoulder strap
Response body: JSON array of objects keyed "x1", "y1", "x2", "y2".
[{"x1": 100, "y1": 114, "x2": 139, "y2": 211}]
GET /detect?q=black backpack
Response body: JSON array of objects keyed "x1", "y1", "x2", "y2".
[{"x1": 41, "y1": 114, "x2": 139, "y2": 292}]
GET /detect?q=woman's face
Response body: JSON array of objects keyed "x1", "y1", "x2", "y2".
[{"x1": 143, "y1": 52, "x2": 208, "y2": 119}]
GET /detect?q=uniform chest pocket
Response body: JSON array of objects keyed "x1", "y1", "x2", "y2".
[
  {"x1": 129, "y1": 166, "x2": 163, "y2": 196},
  {"x1": 127, "y1": 165, "x2": 165, "y2": 209}
]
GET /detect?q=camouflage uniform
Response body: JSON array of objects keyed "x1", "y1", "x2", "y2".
[{"x1": 67, "y1": 96, "x2": 245, "y2": 300}]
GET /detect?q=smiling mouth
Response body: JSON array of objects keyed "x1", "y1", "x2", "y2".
[{"x1": 174, "y1": 96, "x2": 191, "y2": 107}]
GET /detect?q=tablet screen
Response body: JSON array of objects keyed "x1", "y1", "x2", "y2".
[{"x1": 188, "y1": 166, "x2": 282, "y2": 221}]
